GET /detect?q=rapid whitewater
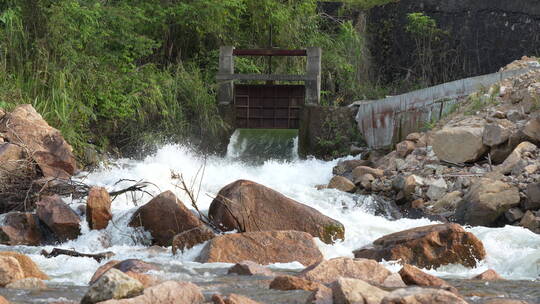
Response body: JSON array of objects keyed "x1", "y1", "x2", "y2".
[{"x1": 1, "y1": 138, "x2": 539, "y2": 300}]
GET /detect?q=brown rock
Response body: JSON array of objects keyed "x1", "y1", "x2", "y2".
[
  {"x1": 89, "y1": 260, "x2": 120, "y2": 284},
  {"x1": 228, "y1": 261, "x2": 274, "y2": 276},
  {"x1": 196, "y1": 230, "x2": 323, "y2": 266},
  {"x1": 433, "y1": 126, "x2": 488, "y2": 163},
  {"x1": 331, "y1": 277, "x2": 389, "y2": 304},
  {"x1": 0, "y1": 104, "x2": 76, "y2": 179},
  {"x1": 333, "y1": 159, "x2": 371, "y2": 176},
  {"x1": 399, "y1": 264, "x2": 457, "y2": 293},
  {"x1": 396, "y1": 140, "x2": 416, "y2": 158},
  {"x1": 496, "y1": 142, "x2": 537, "y2": 174},
  {"x1": 524, "y1": 183, "x2": 540, "y2": 210},
  {"x1": 129, "y1": 191, "x2": 203, "y2": 246},
  {"x1": 98, "y1": 281, "x2": 203, "y2": 304},
  {"x1": 431, "y1": 191, "x2": 462, "y2": 213},
  {"x1": 353, "y1": 166, "x2": 384, "y2": 179},
  {"x1": 0, "y1": 252, "x2": 49, "y2": 280},
  {"x1": 381, "y1": 287, "x2": 467, "y2": 304},
  {"x1": 473, "y1": 269, "x2": 504, "y2": 281},
  {"x1": 82, "y1": 269, "x2": 143, "y2": 304},
  {"x1": 520, "y1": 211, "x2": 540, "y2": 232},
  {"x1": 86, "y1": 187, "x2": 112, "y2": 230},
  {"x1": 172, "y1": 226, "x2": 215, "y2": 254},
  {"x1": 406, "y1": 133, "x2": 423, "y2": 142},
  {"x1": 36, "y1": 195, "x2": 80, "y2": 242},
  {"x1": 306, "y1": 285, "x2": 333, "y2": 304},
  {"x1": 483, "y1": 120, "x2": 513, "y2": 147},
  {"x1": 0, "y1": 296, "x2": 9, "y2": 304},
  {"x1": 269, "y1": 275, "x2": 321, "y2": 292},
  {"x1": 354, "y1": 224, "x2": 486, "y2": 269},
  {"x1": 327, "y1": 176, "x2": 356, "y2": 193},
  {"x1": 299, "y1": 257, "x2": 393, "y2": 287},
  {"x1": 212, "y1": 294, "x2": 261, "y2": 304},
  {"x1": 123, "y1": 271, "x2": 160, "y2": 288},
  {"x1": 5, "y1": 277, "x2": 47, "y2": 290},
  {"x1": 358, "y1": 173, "x2": 375, "y2": 189},
  {"x1": 0, "y1": 212, "x2": 43, "y2": 246},
  {"x1": 456, "y1": 178, "x2": 520, "y2": 226},
  {"x1": 0, "y1": 256, "x2": 24, "y2": 286},
  {"x1": 523, "y1": 115, "x2": 540, "y2": 142},
  {"x1": 89, "y1": 259, "x2": 158, "y2": 286},
  {"x1": 0, "y1": 143, "x2": 24, "y2": 173},
  {"x1": 208, "y1": 180, "x2": 344, "y2": 244}
]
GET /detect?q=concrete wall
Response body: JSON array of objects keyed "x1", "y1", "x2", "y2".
[
  {"x1": 354, "y1": 66, "x2": 540, "y2": 149},
  {"x1": 299, "y1": 105, "x2": 361, "y2": 158},
  {"x1": 367, "y1": 0, "x2": 540, "y2": 85}
]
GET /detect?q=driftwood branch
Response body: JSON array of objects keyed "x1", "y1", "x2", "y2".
[{"x1": 40, "y1": 248, "x2": 115, "y2": 262}]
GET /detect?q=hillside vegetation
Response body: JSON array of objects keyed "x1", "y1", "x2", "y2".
[{"x1": 0, "y1": 0, "x2": 393, "y2": 157}]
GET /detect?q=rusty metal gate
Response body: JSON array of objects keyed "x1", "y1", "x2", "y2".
[{"x1": 234, "y1": 84, "x2": 304, "y2": 129}]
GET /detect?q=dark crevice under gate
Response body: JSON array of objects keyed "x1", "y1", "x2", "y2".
[{"x1": 234, "y1": 84, "x2": 304, "y2": 129}]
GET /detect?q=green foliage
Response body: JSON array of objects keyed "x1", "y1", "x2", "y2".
[
  {"x1": 0, "y1": 0, "x2": 392, "y2": 159},
  {"x1": 405, "y1": 12, "x2": 448, "y2": 87}
]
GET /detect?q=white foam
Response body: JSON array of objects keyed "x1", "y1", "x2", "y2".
[{"x1": 9, "y1": 144, "x2": 539, "y2": 285}]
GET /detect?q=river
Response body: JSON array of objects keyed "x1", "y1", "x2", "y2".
[{"x1": 1, "y1": 132, "x2": 539, "y2": 303}]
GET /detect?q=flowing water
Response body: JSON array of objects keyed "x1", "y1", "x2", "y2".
[{"x1": 1, "y1": 132, "x2": 540, "y2": 303}]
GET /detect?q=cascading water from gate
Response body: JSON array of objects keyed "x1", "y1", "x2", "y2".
[
  {"x1": 1, "y1": 133, "x2": 540, "y2": 303},
  {"x1": 226, "y1": 128, "x2": 299, "y2": 162}
]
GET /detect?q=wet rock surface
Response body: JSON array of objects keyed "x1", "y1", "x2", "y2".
[
  {"x1": 209, "y1": 180, "x2": 345, "y2": 244},
  {"x1": 196, "y1": 230, "x2": 324, "y2": 266},
  {"x1": 353, "y1": 224, "x2": 486, "y2": 269}
]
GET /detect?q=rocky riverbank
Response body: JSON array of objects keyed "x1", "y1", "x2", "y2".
[{"x1": 328, "y1": 57, "x2": 540, "y2": 234}]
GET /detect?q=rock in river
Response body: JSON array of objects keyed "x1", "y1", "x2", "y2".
[
  {"x1": 129, "y1": 191, "x2": 204, "y2": 246},
  {"x1": 209, "y1": 180, "x2": 344, "y2": 244},
  {"x1": 354, "y1": 223, "x2": 486, "y2": 269},
  {"x1": 196, "y1": 230, "x2": 323, "y2": 266}
]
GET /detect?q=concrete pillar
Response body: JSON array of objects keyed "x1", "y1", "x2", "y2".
[
  {"x1": 305, "y1": 47, "x2": 321, "y2": 105},
  {"x1": 218, "y1": 46, "x2": 234, "y2": 105}
]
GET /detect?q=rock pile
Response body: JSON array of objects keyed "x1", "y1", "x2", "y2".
[{"x1": 329, "y1": 59, "x2": 540, "y2": 233}]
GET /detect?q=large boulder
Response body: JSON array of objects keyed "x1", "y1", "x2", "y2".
[
  {"x1": 432, "y1": 126, "x2": 487, "y2": 163},
  {"x1": 331, "y1": 277, "x2": 389, "y2": 304},
  {"x1": 36, "y1": 195, "x2": 81, "y2": 242},
  {"x1": 0, "y1": 104, "x2": 76, "y2": 179},
  {"x1": 196, "y1": 230, "x2": 323, "y2": 266},
  {"x1": 89, "y1": 259, "x2": 158, "y2": 286},
  {"x1": 86, "y1": 187, "x2": 112, "y2": 230},
  {"x1": 172, "y1": 226, "x2": 215, "y2": 254},
  {"x1": 482, "y1": 120, "x2": 514, "y2": 147},
  {"x1": 398, "y1": 264, "x2": 457, "y2": 293},
  {"x1": 81, "y1": 269, "x2": 144, "y2": 304},
  {"x1": 0, "y1": 252, "x2": 49, "y2": 280},
  {"x1": 0, "y1": 256, "x2": 24, "y2": 286},
  {"x1": 0, "y1": 296, "x2": 9, "y2": 304},
  {"x1": 208, "y1": 180, "x2": 344, "y2": 244},
  {"x1": 455, "y1": 179, "x2": 520, "y2": 226},
  {"x1": 381, "y1": 287, "x2": 467, "y2": 304},
  {"x1": 0, "y1": 212, "x2": 43, "y2": 245},
  {"x1": 129, "y1": 191, "x2": 203, "y2": 246},
  {"x1": 353, "y1": 224, "x2": 486, "y2": 269},
  {"x1": 495, "y1": 142, "x2": 537, "y2": 174},
  {"x1": 299, "y1": 257, "x2": 397, "y2": 287},
  {"x1": 98, "y1": 281, "x2": 203, "y2": 304}
]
